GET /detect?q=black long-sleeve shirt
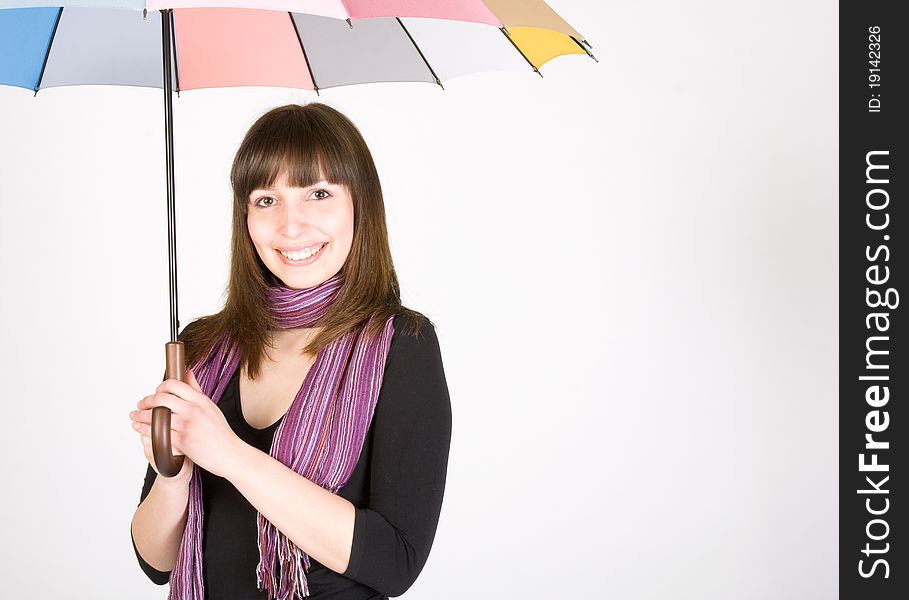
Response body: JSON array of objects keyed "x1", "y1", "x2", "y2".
[{"x1": 131, "y1": 313, "x2": 452, "y2": 599}]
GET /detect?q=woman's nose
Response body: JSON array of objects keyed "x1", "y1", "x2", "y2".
[{"x1": 277, "y1": 202, "x2": 310, "y2": 235}]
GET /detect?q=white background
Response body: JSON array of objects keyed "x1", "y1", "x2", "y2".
[{"x1": 0, "y1": 1, "x2": 837, "y2": 598}]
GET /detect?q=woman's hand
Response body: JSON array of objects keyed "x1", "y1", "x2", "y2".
[{"x1": 130, "y1": 368, "x2": 241, "y2": 479}]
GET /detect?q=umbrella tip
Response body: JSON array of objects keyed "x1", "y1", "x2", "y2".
[
  {"x1": 346, "y1": 18, "x2": 353, "y2": 29},
  {"x1": 576, "y1": 38, "x2": 597, "y2": 62}
]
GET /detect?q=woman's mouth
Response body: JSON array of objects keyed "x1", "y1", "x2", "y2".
[{"x1": 276, "y1": 243, "x2": 327, "y2": 266}]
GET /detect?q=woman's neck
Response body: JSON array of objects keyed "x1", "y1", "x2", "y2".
[{"x1": 269, "y1": 327, "x2": 322, "y2": 359}]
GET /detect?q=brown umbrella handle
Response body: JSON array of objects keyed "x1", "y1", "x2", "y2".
[{"x1": 152, "y1": 341, "x2": 187, "y2": 478}]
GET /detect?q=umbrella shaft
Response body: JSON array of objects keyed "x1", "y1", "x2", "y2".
[{"x1": 161, "y1": 9, "x2": 179, "y2": 343}]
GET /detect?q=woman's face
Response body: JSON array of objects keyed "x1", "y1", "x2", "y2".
[{"x1": 247, "y1": 170, "x2": 355, "y2": 290}]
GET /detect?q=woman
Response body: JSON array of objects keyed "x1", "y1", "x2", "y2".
[{"x1": 128, "y1": 103, "x2": 452, "y2": 600}]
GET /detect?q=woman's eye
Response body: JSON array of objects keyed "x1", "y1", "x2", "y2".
[{"x1": 254, "y1": 189, "x2": 329, "y2": 207}]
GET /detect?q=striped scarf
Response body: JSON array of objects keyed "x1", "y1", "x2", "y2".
[{"x1": 167, "y1": 272, "x2": 395, "y2": 600}]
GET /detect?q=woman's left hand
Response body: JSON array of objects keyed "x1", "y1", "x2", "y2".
[{"x1": 134, "y1": 368, "x2": 241, "y2": 479}]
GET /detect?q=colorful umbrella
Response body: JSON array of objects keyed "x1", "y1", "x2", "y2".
[{"x1": 0, "y1": 0, "x2": 596, "y2": 476}]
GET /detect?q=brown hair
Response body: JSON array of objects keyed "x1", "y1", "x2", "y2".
[{"x1": 180, "y1": 102, "x2": 428, "y2": 379}]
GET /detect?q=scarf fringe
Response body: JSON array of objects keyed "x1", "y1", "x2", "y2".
[{"x1": 256, "y1": 513, "x2": 311, "y2": 599}]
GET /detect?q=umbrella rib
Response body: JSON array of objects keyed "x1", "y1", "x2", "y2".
[
  {"x1": 395, "y1": 17, "x2": 443, "y2": 90},
  {"x1": 288, "y1": 13, "x2": 319, "y2": 96},
  {"x1": 498, "y1": 27, "x2": 542, "y2": 78},
  {"x1": 170, "y1": 10, "x2": 182, "y2": 95},
  {"x1": 34, "y1": 7, "x2": 63, "y2": 97}
]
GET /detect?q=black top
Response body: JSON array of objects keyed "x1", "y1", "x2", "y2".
[{"x1": 131, "y1": 314, "x2": 452, "y2": 599}]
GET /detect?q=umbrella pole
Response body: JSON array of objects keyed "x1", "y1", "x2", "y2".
[
  {"x1": 163, "y1": 8, "x2": 179, "y2": 344},
  {"x1": 153, "y1": 8, "x2": 187, "y2": 479}
]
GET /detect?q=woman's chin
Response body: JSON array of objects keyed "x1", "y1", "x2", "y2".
[{"x1": 277, "y1": 271, "x2": 328, "y2": 290}]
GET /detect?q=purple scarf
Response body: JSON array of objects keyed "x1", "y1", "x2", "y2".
[{"x1": 167, "y1": 272, "x2": 395, "y2": 600}]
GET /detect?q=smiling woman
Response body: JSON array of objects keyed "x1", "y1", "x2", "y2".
[{"x1": 128, "y1": 102, "x2": 452, "y2": 600}]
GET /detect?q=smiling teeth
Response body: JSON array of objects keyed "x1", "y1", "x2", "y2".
[{"x1": 280, "y1": 244, "x2": 325, "y2": 261}]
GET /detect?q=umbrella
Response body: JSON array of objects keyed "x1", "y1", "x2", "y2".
[{"x1": 0, "y1": 0, "x2": 596, "y2": 476}]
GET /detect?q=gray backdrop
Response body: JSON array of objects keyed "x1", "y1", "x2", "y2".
[{"x1": 0, "y1": 1, "x2": 837, "y2": 598}]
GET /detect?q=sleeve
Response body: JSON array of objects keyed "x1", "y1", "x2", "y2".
[
  {"x1": 131, "y1": 321, "x2": 198, "y2": 585},
  {"x1": 132, "y1": 464, "x2": 172, "y2": 585},
  {"x1": 341, "y1": 315, "x2": 453, "y2": 597}
]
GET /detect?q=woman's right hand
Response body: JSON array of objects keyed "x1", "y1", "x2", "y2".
[{"x1": 130, "y1": 405, "x2": 195, "y2": 483}]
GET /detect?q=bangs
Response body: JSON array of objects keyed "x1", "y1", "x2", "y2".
[{"x1": 232, "y1": 107, "x2": 357, "y2": 210}]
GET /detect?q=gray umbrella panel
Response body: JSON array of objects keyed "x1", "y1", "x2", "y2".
[
  {"x1": 294, "y1": 13, "x2": 438, "y2": 88},
  {"x1": 40, "y1": 8, "x2": 177, "y2": 89}
]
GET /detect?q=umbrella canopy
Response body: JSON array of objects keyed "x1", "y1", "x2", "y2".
[{"x1": 0, "y1": 1, "x2": 595, "y2": 93}]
